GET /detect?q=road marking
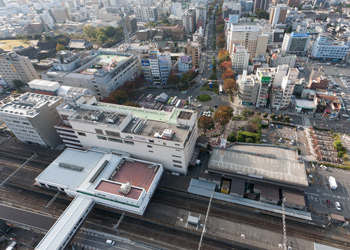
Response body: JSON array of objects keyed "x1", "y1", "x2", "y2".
[{"x1": 305, "y1": 192, "x2": 319, "y2": 196}]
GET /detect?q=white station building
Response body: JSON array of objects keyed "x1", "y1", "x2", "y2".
[
  {"x1": 35, "y1": 147, "x2": 164, "y2": 250},
  {"x1": 55, "y1": 95, "x2": 198, "y2": 174}
]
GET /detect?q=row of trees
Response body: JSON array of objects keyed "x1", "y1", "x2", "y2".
[
  {"x1": 215, "y1": 17, "x2": 225, "y2": 49},
  {"x1": 218, "y1": 49, "x2": 237, "y2": 95},
  {"x1": 167, "y1": 70, "x2": 197, "y2": 87}
]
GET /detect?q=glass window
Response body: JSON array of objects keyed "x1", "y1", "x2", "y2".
[
  {"x1": 97, "y1": 135, "x2": 107, "y2": 140},
  {"x1": 105, "y1": 130, "x2": 120, "y2": 137},
  {"x1": 78, "y1": 132, "x2": 86, "y2": 136},
  {"x1": 95, "y1": 129, "x2": 103, "y2": 134},
  {"x1": 124, "y1": 140, "x2": 134, "y2": 145},
  {"x1": 108, "y1": 137, "x2": 123, "y2": 143}
]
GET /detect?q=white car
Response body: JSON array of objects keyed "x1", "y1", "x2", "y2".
[
  {"x1": 106, "y1": 240, "x2": 115, "y2": 245},
  {"x1": 335, "y1": 201, "x2": 341, "y2": 211},
  {"x1": 261, "y1": 139, "x2": 267, "y2": 143}
]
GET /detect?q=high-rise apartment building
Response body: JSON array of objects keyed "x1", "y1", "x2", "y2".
[
  {"x1": 269, "y1": 5, "x2": 288, "y2": 26},
  {"x1": 135, "y1": 5, "x2": 158, "y2": 22},
  {"x1": 51, "y1": 7, "x2": 72, "y2": 23},
  {"x1": 0, "y1": 52, "x2": 39, "y2": 86},
  {"x1": 253, "y1": 0, "x2": 269, "y2": 12},
  {"x1": 237, "y1": 70, "x2": 260, "y2": 105},
  {"x1": 182, "y1": 9, "x2": 196, "y2": 34},
  {"x1": 171, "y1": 2, "x2": 182, "y2": 20},
  {"x1": 0, "y1": 93, "x2": 63, "y2": 147},
  {"x1": 226, "y1": 24, "x2": 268, "y2": 59}
]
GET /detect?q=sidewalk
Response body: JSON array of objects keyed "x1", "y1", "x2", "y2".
[{"x1": 304, "y1": 128, "x2": 317, "y2": 161}]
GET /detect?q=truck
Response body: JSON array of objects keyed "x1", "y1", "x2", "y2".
[{"x1": 329, "y1": 176, "x2": 337, "y2": 190}]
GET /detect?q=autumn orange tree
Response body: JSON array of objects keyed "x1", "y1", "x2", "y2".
[
  {"x1": 198, "y1": 115, "x2": 215, "y2": 134},
  {"x1": 220, "y1": 61, "x2": 232, "y2": 71},
  {"x1": 218, "y1": 49, "x2": 230, "y2": 63},
  {"x1": 222, "y1": 69, "x2": 235, "y2": 80},
  {"x1": 214, "y1": 105, "x2": 233, "y2": 126},
  {"x1": 223, "y1": 78, "x2": 236, "y2": 94},
  {"x1": 216, "y1": 17, "x2": 225, "y2": 26}
]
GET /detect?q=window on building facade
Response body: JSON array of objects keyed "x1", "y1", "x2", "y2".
[
  {"x1": 95, "y1": 129, "x2": 103, "y2": 134},
  {"x1": 97, "y1": 135, "x2": 107, "y2": 140},
  {"x1": 77, "y1": 132, "x2": 86, "y2": 136}
]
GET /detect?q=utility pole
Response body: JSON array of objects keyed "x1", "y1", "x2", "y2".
[{"x1": 198, "y1": 192, "x2": 213, "y2": 250}]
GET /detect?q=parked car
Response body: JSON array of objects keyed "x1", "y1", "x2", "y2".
[
  {"x1": 326, "y1": 199, "x2": 331, "y2": 208},
  {"x1": 335, "y1": 201, "x2": 341, "y2": 211},
  {"x1": 106, "y1": 240, "x2": 115, "y2": 245}
]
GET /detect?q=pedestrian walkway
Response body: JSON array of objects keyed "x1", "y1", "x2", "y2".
[
  {"x1": 304, "y1": 128, "x2": 317, "y2": 161},
  {"x1": 303, "y1": 116, "x2": 311, "y2": 127}
]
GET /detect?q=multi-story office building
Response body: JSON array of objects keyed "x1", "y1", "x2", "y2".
[
  {"x1": 287, "y1": 0, "x2": 300, "y2": 6},
  {"x1": 125, "y1": 16, "x2": 137, "y2": 33},
  {"x1": 39, "y1": 10, "x2": 55, "y2": 29},
  {"x1": 270, "y1": 53, "x2": 297, "y2": 68},
  {"x1": 135, "y1": 5, "x2": 158, "y2": 22},
  {"x1": 281, "y1": 32, "x2": 311, "y2": 56},
  {"x1": 230, "y1": 44, "x2": 250, "y2": 73},
  {"x1": 182, "y1": 9, "x2": 196, "y2": 34},
  {"x1": 55, "y1": 95, "x2": 198, "y2": 174},
  {"x1": 237, "y1": 70, "x2": 260, "y2": 105},
  {"x1": 171, "y1": 2, "x2": 182, "y2": 20},
  {"x1": 256, "y1": 68, "x2": 273, "y2": 108},
  {"x1": 0, "y1": 93, "x2": 63, "y2": 147},
  {"x1": 310, "y1": 34, "x2": 349, "y2": 60},
  {"x1": 195, "y1": 6, "x2": 207, "y2": 27},
  {"x1": 186, "y1": 42, "x2": 201, "y2": 68},
  {"x1": 269, "y1": 4, "x2": 288, "y2": 26},
  {"x1": 42, "y1": 50, "x2": 141, "y2": 99},
  {"x1": 178, "y1": 56, "x2": 193, "y2": 72},
  {"x1": 0, "y1": 52, "x2": 39, "y2": 86},
  {"x1": 226, "y1": 24, "x2": 268, "y2": 59},
  {"x1": 273, "y1": 64, "x2": 289, "y2": 88}
]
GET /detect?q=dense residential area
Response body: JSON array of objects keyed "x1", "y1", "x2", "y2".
[{"x1": 1, "y1": 0, "x2": 350, "y2": 249}]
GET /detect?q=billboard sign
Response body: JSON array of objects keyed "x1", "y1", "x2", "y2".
[
  {"x1": 231, "y1": 25, "x2": 260, "y2": 32},
  {"x1": 159, "y1": 56, "x2": 168, "y2": 63},
  {"x1": 234, "y1": 45, "x2": 245, "y2": 53},
  {"x1": 141, "y1": 60, "x2": 150, "y2": 66},
  {"x1": 149, "y1": 51, "x2": 158, "y2": 59},
  {"x1": 181, "y1": 56, "x2": 192, "y2": 63},
  {"x1": 229, "y1": 14, "x2": 239, "y2": 24},
  {"x1": 291, "y1": 32, "x2": 309, "y2": 37}
]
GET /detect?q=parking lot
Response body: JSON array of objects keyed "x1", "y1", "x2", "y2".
[{"x1": 306, "y1": 163, "x2": 350, "y2": 218}]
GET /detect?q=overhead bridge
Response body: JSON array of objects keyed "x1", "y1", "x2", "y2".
[{"x1": 35, "y1": 196, "x2": 94, "y2": 250}]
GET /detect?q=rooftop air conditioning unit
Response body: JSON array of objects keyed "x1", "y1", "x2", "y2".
[{"x1": 119, "y1": 182, "x2": 132, "y2": 195}]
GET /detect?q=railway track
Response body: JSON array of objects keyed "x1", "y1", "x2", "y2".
[{"x1": 152, "y1": 188, "x2": 350, "y2": 249}]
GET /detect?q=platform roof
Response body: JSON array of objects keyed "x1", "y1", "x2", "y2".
[{"x1": 208, "y1": 146, "x2": 308, "y2": 188}]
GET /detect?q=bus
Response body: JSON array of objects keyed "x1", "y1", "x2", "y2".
[
  {"x1": 167, "y1": 97, "x2": 173, "y2": 105},
  {"x1": 175, "y1": 100, "x2": 181, "y2": 108},
  {"x1": 219, "y1": 84, "x2": 223, "y2": 94},
  {"x1": 171, "y1": 96, "x2": 178, "y2": 105},
  {"x1": 146, "y1": 94, "x2": 153, "y2": 101}
]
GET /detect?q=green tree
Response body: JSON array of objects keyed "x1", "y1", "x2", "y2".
[
  {"x1": 33, "y1": 34, "x2": 42, "y2": 40},
  {"x1": 216, "y1": 24, "x2": 224, "y2": 34},
  {"x1": 12, "y1": 79, "x2": 24, "y2": 90},
  {"x1": 198, "y1": 115, "x2": 215, "y2": 134},
  {"x1": 277, "y1": 114, "x2": 283, "y2": 120},
  {"x1": 245, "y1": 138, "x2": 254, "y2": 143},
  {"x1": 255, "y1": 8, "x2": 269, "y2": 20},
  {"x1": 284, "y1": 115, "x2": 290, "y2": 122},
  {"x1": 83, "y1": 25, "x2": 97, "y2": 38},
  {"x1": 227, "y1": 132, "x2": 236, "y2": 142},
  {"x1": 214, "y1": 105, "x2": 233, "y2": 126},
  {"x1": 44, "y1": 35, "x2": 52, "y2": 40},
  {"x1": 97, "y1": 34, "x2": 108, "y2": 45},
  {"x1": 56, "y1": 43, "x2": 65, "y2": 52},
  {"x1": 174, "y1": 41, "x2": 178, "y2": 47},
  {"x1": 105, "y1": 26, "x2": 116, "y2": 38},
  {"x1": 263, "y1": 112, "x2": 268, "y2": 118},
  {"x1": 270, "y1": 113, "x2": 276, "y2": 120},
  {"x1": 162, "y1": 18, "x2": 170, "y2": 24}
]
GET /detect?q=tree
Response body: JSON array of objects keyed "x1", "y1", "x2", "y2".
[
  {"x1": 83, "y1": 25, "x2": 97, "y2": 38},
  {"x1": 223, "y1": 78, "x2": 236, "y2": 93},
  {"x1": 285, "y1": 26, "x2": 292, "y2": 33},
  {"x1": 216, "y1": 17, "x2": 225, "y2": 26},
  {"x1": 56, "y1": 43, "x2": 65, "y2": 52},
  {"x1": 105, "y1": 26, "x2": 116, "y2": 38},
  {"x1": 216, "y1": 24, "x2": 224, "y2": 34},
  {"x1": 12, "y1": 79, "x2": 24, "y2": 90},
  {"x1": 214, "y1": 105, "x2": 233, "y2": 126},
  {"x1": 245, "y1": 138, "x2": 254, "y2": 143},
  {"x1": 218, "y1": 49, "x2": 230, "y2": 63},
  {"x1": 198, "y1": 115, "x2": 215, "y2": 134},
  {"x1": 33, "y1": 34, "x2": 41, "y2": 40},
  {"x1": 220, "y1": 61, "x2": 232, "y2": 71},
  {"x1": 255, "y1": 8, "x2": 269, "y2": 20},
  {"x1": 227, "y1": 132, "x2": 236, "y2": 142},
  {"x1": 263, "y1": 112, "x2": 268, "y2": 118},
  {"x1": 180, "y1": 70, "x2": 196, "y2": 84},
  {"x1": 222, "y1": 69, "x2": 235, "y2": 80},
  {"x1": 167, "y1": 74, "x2": 179, "y2": 86},
  {"x1": 174, "y1": 41, "x2": 178, "y2": 47},
  {"x1": 242, "y1": 109, "x2": 254, "y2": 117},
  {"x1": 110, "y1": 90, "x2": 128, "y2": 104},
  {"x1": 216, "y1": 33, "x2": 225, "y2": 49},
  {"x1": 284, "y1": 115, "x2": 290, "y2": 122},
  {"x1": 270, "y1": 113, "x2": 276, "y2": 120},
  {"x1": 97, "y1": 27, "x2": 106, "y2": 37},
  {"x1": 277, "y1": 114, "x2": 283, "y2": 120},
  {"x1": 97, "y1": 34, "x2": 108, "y2": 45},
  {"x1": 44, "y1": 35, "x2": 52, "y2": 40},
  {"x1": 162, "y1": 18, "x2": 170, "y2": 24}
]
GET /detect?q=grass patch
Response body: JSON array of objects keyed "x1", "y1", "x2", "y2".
[
  {"x1": 0, "y1": 39, "x2": 30, "y2": 50},
  {"x1": 200, "y1": 82, "x2": 219, "y2": 94},
  {"x1": 197, "y1": 94, "x2": 212, "y2": 102}
]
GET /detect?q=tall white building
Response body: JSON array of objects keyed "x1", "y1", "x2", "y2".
[
  {"x1": 237, "y1": 71, "x2": 260, "y2": 105},
  {"x1": 55, "y1": 95, "x2": 198, "y2": 174},
  {"x1": 39, "y1": 10, "x2": 55, "y2": 29},
  {"x1": 171, "y1": 2, "x2": 182, "y2": 20},
  {"x1": 0, "y1": 52, "x2": 40, "y2": 86},
  {"x1": 0, "y1": 93, "x2": 63, "y2": 147},
  {"x1": 311, "y1": 34, "x2": 349, "y2": 60},
  {"x1": 226, "y1": 23, "x2": 268, "y2": 59},
  {"x1": 280, "y1": 68, "x2": 298, "y2": 109},
  {"x1": 135, "y1": 5, "x2": 158, "y2": 22},
  {"x1": 273, "y1": 64, "x2": 289, "y2": 87},
  {"x1": 231, "y1": 44, "x2": 250, "y2": 73}
]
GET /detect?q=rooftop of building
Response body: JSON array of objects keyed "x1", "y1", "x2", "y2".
[
  {"x1": 0, "y1": 92, "x2": 62, "y2": 117},
  {"x1": 35, "y1": 148, "x2": 161, "y2": 201},
  {"x1": 80, "y1": 53, "x2": 129, "y2": 75},
  {"x1": 208, "y1": 145, "x2": 308, "y2": 188}
]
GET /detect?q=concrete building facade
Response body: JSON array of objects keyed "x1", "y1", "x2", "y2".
[
  {"x1": 237, "y1": 70, "x2": 260, "y2": 105},
  {"x1": 310, "y1": 34, "x2": 349, "y2": 60},
  {"x1": 231, "y1": 44, "x2": 250, "y2": 73},
  {"x1": 281, "y1": 32, "x2": 311, "y2": 56},
  {"x1": 0, "y1": 93, "x2": 63, "y2": 147}
]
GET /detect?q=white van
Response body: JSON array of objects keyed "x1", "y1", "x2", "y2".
[
  {"x1": 106, "y1": 239, "x2": 115, "y2": 245},
  {"x1": 335, "y1": 201, "x2": 341, "y2": 211}
]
